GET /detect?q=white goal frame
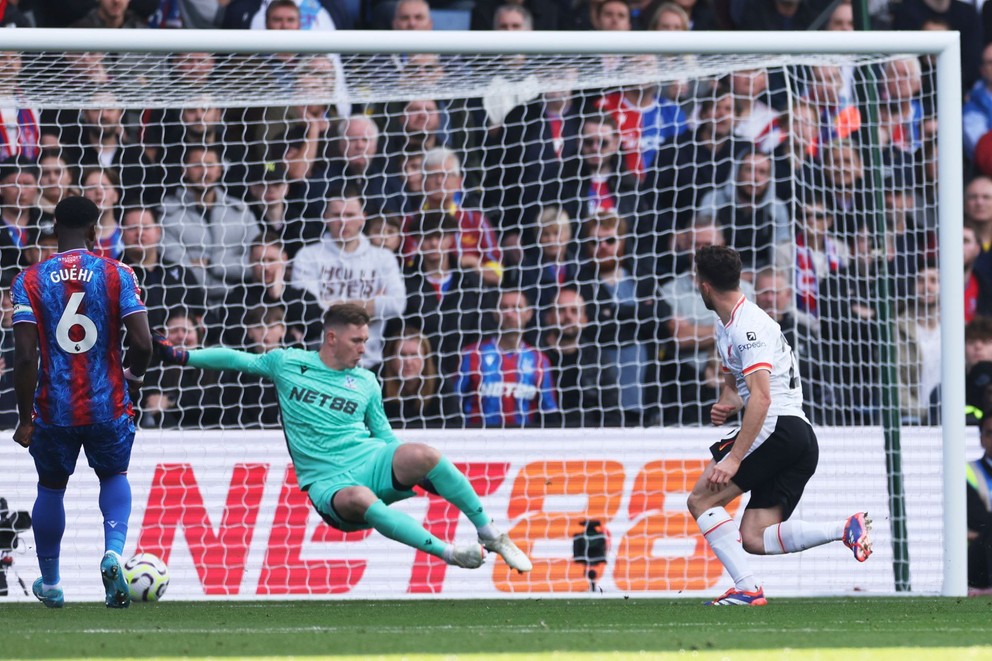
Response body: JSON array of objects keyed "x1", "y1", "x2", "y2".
[{"x1": 1, "y1": 28, "x2": 966, "y2": 597}]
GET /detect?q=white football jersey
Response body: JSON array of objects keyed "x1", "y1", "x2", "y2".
[{"x1": 716, "y1": 296, "x2": 808, "y2": 421}]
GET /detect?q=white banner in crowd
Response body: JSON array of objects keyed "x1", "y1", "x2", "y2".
[{"x1": 0, "y1": 427, "x2": 958, "y2": 601}]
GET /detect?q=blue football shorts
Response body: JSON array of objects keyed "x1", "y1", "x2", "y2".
[{"x1": 30, "y1": 414, "x2": 136, "y2": 483}]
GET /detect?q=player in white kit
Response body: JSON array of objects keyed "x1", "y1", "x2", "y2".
[{"x1": 686, "y1": 245, "x2": 872, "y2": 606}]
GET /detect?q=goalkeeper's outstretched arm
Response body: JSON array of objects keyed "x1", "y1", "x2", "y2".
[{"x1": 153, "y1": 334, "x2": 271, "y2": 377}]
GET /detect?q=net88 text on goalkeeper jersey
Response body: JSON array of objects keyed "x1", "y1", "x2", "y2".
[{"x1": 221, "y1": 347, "x2": 399, "y2": 491}]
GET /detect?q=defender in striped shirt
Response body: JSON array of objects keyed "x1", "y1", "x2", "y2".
[
  {"x1": 12, "y1": 197, "x2": 152, "y2": 609},
  {"x1": 685, "y1": 245, "x2": 871, "y2": 606}
]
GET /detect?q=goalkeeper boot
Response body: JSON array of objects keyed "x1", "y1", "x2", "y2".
[
  {"x1": 481, "y1": 534, "x2": 533, "y2": 573},
  {"x1": 704, "y1": 586, "x2": 767, "y2": 606},
  {"x1": 100, "y1": 551, "x2": 131, "y2": 609},
  {"x1": 446, "y1": 543, "x2": 486, "y2": 569},
  {"x1": 32, "y1": 578, "x2": 64, "y2": 609},
  {"x1": 843, "y1": 512, "x2": 873, "y2": 562}
]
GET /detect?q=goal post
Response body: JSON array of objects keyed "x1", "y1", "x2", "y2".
[{"x1": 0, "y1": 29, "x2": 966, "y2": 598}]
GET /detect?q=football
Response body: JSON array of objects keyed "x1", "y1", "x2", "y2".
[{"x1": 123, "y1": 552, "x2": 170, "y2": 602}]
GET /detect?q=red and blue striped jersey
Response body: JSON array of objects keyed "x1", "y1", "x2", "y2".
[
  {"x1": 11, "y1": 249, "x2": 146, "y2": 426},
  {"x1": 456, "y1": 338, "x2": 557, "y2": 428}
]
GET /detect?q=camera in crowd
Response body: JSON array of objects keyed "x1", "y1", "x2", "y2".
[{"x1": 0, "y1": 496, "x2": 31, "y2": 596}]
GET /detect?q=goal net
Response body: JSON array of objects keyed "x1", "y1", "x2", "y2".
[{"x1": 0, "y1": 30, "x2": 964, "y2": 599}]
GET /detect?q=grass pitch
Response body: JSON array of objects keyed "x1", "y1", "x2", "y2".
[{"x1": 5, "y1": 597, "x2": 992, "y2": 659}]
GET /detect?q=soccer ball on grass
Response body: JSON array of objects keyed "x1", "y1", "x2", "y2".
[{"x1": 123, "y1": 552, "x2": 170, "y2": 602}]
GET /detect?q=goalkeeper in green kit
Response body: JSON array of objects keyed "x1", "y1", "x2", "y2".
[{"x1": 153, "y1": 303, "x2": 532, "y2": 573}]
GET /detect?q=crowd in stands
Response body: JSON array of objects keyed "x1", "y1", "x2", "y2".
[{"x1": 0, "y1": 0, "x2": 983, "y2": 431}]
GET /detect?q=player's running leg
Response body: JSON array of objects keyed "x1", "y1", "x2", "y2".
[
  {"x1": 32, "y1": 484, "x2": 66, "y2": 608},
  {"x1": 418, "y1": 454, "x2": 532, "y2": 573},
  {"x1": 759, "y1": 512, "x2": 872, "y2": 562},
  {"x1": 98, "y1": 473, "x2": 132, "y2": 608},
  {"x1": 688, "y1": 462, "x2": 765, "y2": 606}
]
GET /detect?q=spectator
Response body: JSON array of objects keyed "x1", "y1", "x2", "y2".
[
  {"x1": 48, "y1": 93, "x2": 158, "y2": 206},
  {"x1": 892, "y1": 0, "x2": 981, "y2": 91},
  {"x1": 0, "y1": 52, "x2": 40, "y2": 163},
  {"x1": 819, "y1": 140, "x2": 872, "y2": 235},
  {"x1": 964, "y1": 44, "x2": 992, "y2": 159},
  {"x1": 456, "y1": 288, "x2": 559, "y2": 428},
  {"x1": 772, "y1": 100, "x2": 820, "y2": 200},
  {"x1": 968, "y1": 316, "x2": 992, "y2": 372},
  {"x1": 895, "y1": 264, "x2": 942, "y2": 425},
  {"x1": 753, "y1": 266, "x2": 828, "y2": 421},
  {"x1": 364, "y1": 214, "x2": 403, "y2": 256},
  {"x1": 731, "y1": 69, "x2": 783, "y2": 153},
  {"x1": 774, "y1": 194, "x2": 849, "y2": 318},
  {"x1": 594, "y1": 55, "x2": 689, "y2": 183},
  {"x1": 120, "y1": 205, "x2": 206, "y2": 334},
  {"x1": 290, "y1": 186, "x2": 405, "y2": 369},
  {"x1": 596, "y1": 0, "x2": 633, "y2": 30},
  {"x1": 577, "y1": 211, "x2": 667, "y2": 424},
  {"x1": 967, "y1": 176, "x2": 992, "y2": 252},
  {"x1": 825, "y1": 0, "x2": 853, "y2": 30},
  {"x1": 417, "y1": 147, "x2": 503, "y2": 287},
  {"x1": 399, "y1": 209, "x2": 497, "y2": 376},
  {"x1": 37, "y1": 152, "x2": 77, "y2": 223},
  {"x1": 325, "y1": 115, "x2": 405, "y2": 217},
  {"x1": 699, "y1": 149, "x2": 791, "y2": 273},
  {"x1": 0, "y1": 271, "x2": 16, "y2": 428},
  {"x1": 803, "y1": 65, "x2": 861, "y2": 147},
  {"x1": 660, "y1": 218, "x2": 753, "y2": 423},
  {"x1": 20, "y1": 224, "x2": 59, "y2": 268},
  {"x1": 966, "y1": 222, "x2": 992, "y2": 324},
  {"x1": 471, "y1": 0, "x2": 560, "y2": 30},
  {"x1": 482, "y1": 74, "x2": 583, "y2": 239},
  {"x1": 563, "y1": 113, "x2": 641, "y2": 231},
  {"x1": 146, "y1": 0, "x2": 228, "y2": 28},
  {"x1": 398, "y1": 151, "x2": 426, "y2": 213},
  {"x1": 967, "y1": 411, "x2": 992, "y2": 592},
  {"x1": 649, "y1": 81, "x2": 744, "y2": 227},
  {"x1": 139, "y1": 309, "x2": 223, "y2": 429},
  {"x1": 392, "y1": 0, "x2": 432, "y2": 30},
  {"x1": 381, "y1": 327, "x2": 455, "y2": 428},
  {"x1": 244, "y1": 159, "x2": 312, "y2": 259},
  {"x1": 733, "y1": 0, "x2": 828, "y2": 30},
  {"x1": 515, "y1": 206, "x2": 582, "y2": 320},
  {"x1": 817, "y1": 224, "x2": 890, "y2": 424},
  {"x1": 79, "y1": 167, "x2": 124, "y2": 260},
  {"x1": 210, "y1": 232, "x2": 322, "y2": 347},
  {"x1": 881, "y1": 57, "x2": 925, "y2": 154},
  {"x1": 543, "y1": 287, "x2": 622, "y2": 427},
  {"x1": 648, "y1": 2, "x2": 690, "y2": 30},
  {"x1": 493, "y1": 3, "x2": 532, "y2": 30},
  {"x1": 71, "y1": 0, "x2": 148, "y2": 28},
  {"x1": 0, "y1": 157, "x2": 43, "y2": 279},
  {"x1": 160, "y1": 144, "x2": 261, "y2": 303}
]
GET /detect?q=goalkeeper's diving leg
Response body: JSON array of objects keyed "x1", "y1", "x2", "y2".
[{"x1": 334, "y1": 443, "x2": 532, "y2": 572}]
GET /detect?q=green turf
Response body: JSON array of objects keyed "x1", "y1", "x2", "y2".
[{"x1": 5, "y1": 597, "x2": 992, "y2": 659}]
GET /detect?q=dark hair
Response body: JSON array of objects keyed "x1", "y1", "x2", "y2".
[
  {"x1": 54, "y1": 195, "x2": 100, "y2": 229},
  {"x1": 266, "y1": 0, "x2": 300, "y2": 22},
  {"x1": 121, "y1": 205, "x2": 160, "y2": 224},
  {"x1": 967, "y1": 316, "x2": 992, "y2": 342},
  {"x1": 695, "y1": 245, "x2": 741, "y2": 291},
  {"x1": 250, "y1": 230, "x2": 284, "y2": 250},
  {"x1": 245, "y1": 304, "x2": 286, "y2": 327},
  {"x1": 417, "y1": 209, "x2": 456, "y2": 236},
  {"x1": 323, "y1": 303, "x2": 370, "y2": 330}
]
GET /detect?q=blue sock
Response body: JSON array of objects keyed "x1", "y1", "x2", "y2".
[
  {"x1": 98, "y1": 474, "x2": 131, "y2": 556},
  {"x1": 33, "y1": 484, "x2": 66, "y2": 586}
]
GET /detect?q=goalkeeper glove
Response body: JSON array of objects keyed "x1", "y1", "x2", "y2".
[{"x1": 153, "y1": 332, "x2": 189, "y2": 366}]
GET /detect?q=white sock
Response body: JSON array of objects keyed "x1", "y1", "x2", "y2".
[
  {"x1": 441, "y1": 544, "x2": 455, "y2": 563},
  {"x1": 42, "y1": 582, "x2": 61, "y2": 592},
  {"x1": 763, "y1": 520, "x2": 845, "y2": 554},
  {"x1": 476, "y1": 522, "x2": 499, "y2": 541},
  {"x1": 696, "y1": 507, "x2": 759, "y2": 591}
]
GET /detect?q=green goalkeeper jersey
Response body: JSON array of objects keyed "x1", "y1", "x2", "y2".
[{"x1": 186, "y1": 347, "x2": 399, "y2": 491}]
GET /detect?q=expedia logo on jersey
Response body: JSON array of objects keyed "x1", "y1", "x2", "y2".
[
  {"x1": 479, "y1": 382, "x2": 539, "y2": 400},
  {"x1": 737, "y1": 340, "x2": 766, "y2": 352},
  {"x1": 746, "y1": 332, "x2": 757, "y2": 341},
  {"x1": 289, "y1": 386, "x2": 358, "y2": 414}
]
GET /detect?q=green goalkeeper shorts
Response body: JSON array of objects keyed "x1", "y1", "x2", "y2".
[{"x1": 307, "y1": 442, "x2": 415, "y2": 532}]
